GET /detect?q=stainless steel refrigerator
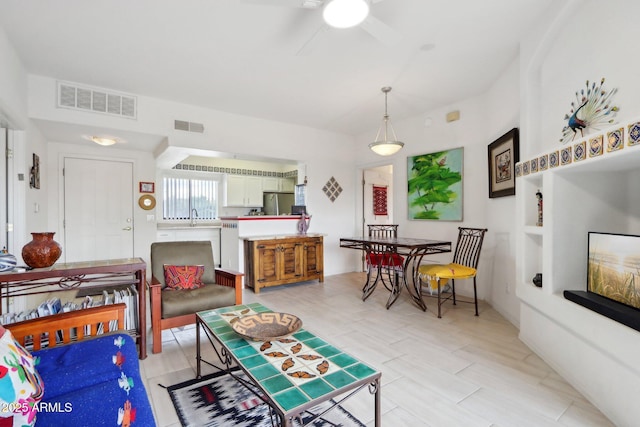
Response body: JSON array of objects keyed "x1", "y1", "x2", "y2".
[{"x1": 263, "y1": 192, "x2": 295, "y2": 215}]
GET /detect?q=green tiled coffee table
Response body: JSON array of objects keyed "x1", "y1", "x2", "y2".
[{"x1": 195, "y1": 303, "x2": 381, "y2": 426}]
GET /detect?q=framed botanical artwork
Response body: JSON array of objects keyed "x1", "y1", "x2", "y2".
[
  {"x1": 407, "y1": 147, "x2": 463, "y2": 221},
  {"x1": 139, "y1": 181, "x2": 155, "y2": 193},
  {"x1": 488, "y1": 128, "x2": 519, "y2": 198}
]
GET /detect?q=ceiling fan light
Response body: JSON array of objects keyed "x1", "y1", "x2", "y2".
[
  {"x1": 91, "y1": 136, "x2": 117, "y2": 146},
  {"x1": 323, "y1": 0, "x2": 369, "y2": 29}
]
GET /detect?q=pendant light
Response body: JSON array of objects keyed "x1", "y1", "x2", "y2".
[
  {"x1": 369, "y1": 87, "x2": 404, "y2": 156},
  {"x1": 323, "y1": 0, "x2": 370, "y2": 29}
]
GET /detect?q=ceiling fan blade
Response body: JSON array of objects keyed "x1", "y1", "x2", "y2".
[
  {"x1": 295, "y1": 24, "x2": 329, "y2": 56},
  {"x1": 240, "y1": 0, "x2": 322, "y2": 8},
  {"x1": 241, "y1": 0, "x2": 304, "y2": 7},
  {"x1": 359, "y1": 14, "x2": 401, "y2": 46}
]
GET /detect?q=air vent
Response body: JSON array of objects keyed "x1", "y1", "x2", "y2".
[
  {"x1": 174, "y1": 120, "x2": 205, "y2": 133},
  {"x1": 57, "y1": 81, "x2": 137, "y2": 119}
]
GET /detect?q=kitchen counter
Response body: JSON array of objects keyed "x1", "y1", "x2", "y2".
[
  {"x1": 220, "y1": 216, "x2": 313, "y2": 272},
  {"x1": 157, "y1": 220, "x2": 222, "y2": 229},
  {"x1": 220, "y1": 215, "x2": 305, "y2": 221},
  {"x1": 241, "y1": 233, "x2": 324, "y2": 241},
  {"x1": 157, "y1": 224, "x2": 222, "y2": 230}
]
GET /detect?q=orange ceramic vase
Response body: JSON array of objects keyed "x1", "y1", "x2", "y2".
[{"x1": 21, "y1": 232, "x2": 62, "y2": 268}]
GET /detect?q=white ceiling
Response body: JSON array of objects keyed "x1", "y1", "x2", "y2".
[{"x1": 0, "y1": 0, "x2": 553, "y2": 149}]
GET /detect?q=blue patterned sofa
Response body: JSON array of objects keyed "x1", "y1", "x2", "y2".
[{"x1": 3, "y1": 303, "x2": 155, "y2": 426}]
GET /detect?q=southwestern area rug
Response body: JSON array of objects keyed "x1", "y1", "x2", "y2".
[{"x1": 167, "y1": 370, "x2": 367, "y2": 427}]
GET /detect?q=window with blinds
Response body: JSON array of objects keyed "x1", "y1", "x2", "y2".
[{"x1": 162, "y1": 176, "x2": 218, "y2": 220}]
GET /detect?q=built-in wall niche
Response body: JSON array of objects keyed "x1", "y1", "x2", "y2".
[
  {"x1": 554, "y1": 166, "x2": 640, "y2": 332},
  {"x1": 518, "y1": 117, "x2": 640, "y2": 330}
]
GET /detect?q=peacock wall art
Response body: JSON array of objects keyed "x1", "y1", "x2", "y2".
[{"x1": 559, "y1": 78, "x2": 620, "y2": 145}]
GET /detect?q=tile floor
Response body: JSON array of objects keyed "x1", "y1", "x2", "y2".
[{"x1": 140, "y1": 272, "x2": 613, "y2": 427}]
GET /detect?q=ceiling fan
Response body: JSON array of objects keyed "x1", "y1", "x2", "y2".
[{"x1": 243, "y1": 0, "x2": 400, "y2": 54}]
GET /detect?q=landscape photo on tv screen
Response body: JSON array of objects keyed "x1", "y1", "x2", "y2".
[{"x1": 588, "y1": 232, "x2": 640, "y2": 310}]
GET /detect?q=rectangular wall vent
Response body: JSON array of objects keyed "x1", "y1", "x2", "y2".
[
  {"x1": 174, "y1": 120, "x2": 204, "y2": 133},
  {"x1": 57, "y1": 81, "x2": 137, "y2": 119}
]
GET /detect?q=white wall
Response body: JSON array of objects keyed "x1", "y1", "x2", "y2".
[
  {"x1": 0, "y1": 26, "x2": 48, "y2": 250},
  {"x1": 484, "y1": 59, "x2": 522, "y2": 326},
  {"x1": 0, "y1": 26, "x2": 27, "y2": 126},
  {"x1": 353, "y1": 81, "x2": 520, "y2": 309},
  {"x1": 536, "y1": 0, "x2": 640, "y2": 152},
  {"x1": 517, "y1": 1, "x2": 640, "y2": 425},
  {"x1": 27, "y1": 75, "x2": 359, "y2": 277}
]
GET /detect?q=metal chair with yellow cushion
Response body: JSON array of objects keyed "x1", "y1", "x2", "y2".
[{"x1": 418, "y1": 227, "x2": 487, "y2": 318}]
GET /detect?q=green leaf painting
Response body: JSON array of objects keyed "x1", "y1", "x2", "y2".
[{"x1": 407, "y1": 148, "x2": 463, "y2": 220}]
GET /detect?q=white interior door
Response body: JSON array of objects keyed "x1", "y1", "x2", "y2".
[
  {"x1": 63, "y1": 157, "x2": 134, "y2": 262},
  {"x1": 363, "y1": 165, "x2": 394, "y2": 228}
]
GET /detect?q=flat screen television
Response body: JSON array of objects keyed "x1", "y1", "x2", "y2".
[{"x1": 588, "y1": 231, "x2": 640, "y2": 311}]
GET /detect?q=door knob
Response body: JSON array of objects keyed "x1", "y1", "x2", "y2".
[{"x1": 122, "y1": 226, "x2": 133, "y2": 231}]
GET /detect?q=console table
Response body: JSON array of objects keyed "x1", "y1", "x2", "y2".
[
  {"x1": 0, "y1": 258, "x2": 147, "y2": 359},
  {"x1": 243, "y1": 234, "x2": 324, "y2": 293}
]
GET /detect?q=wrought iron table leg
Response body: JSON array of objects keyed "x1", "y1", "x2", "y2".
[
  {"x1": 384, "y1": 268, "x2": 402, "y2": 309},
  {"x1": 362, "y1": 263, "x2": 381, "y2": 301},
  {"x1": 196, "y1": 316, "x2": 202, "y2": 378},
  {"x1": 370, "y1": 377, "x2": 381, "y2": 427},
  {"x1": 402, "y1": 249, "x2": 427, "y2": 311}
]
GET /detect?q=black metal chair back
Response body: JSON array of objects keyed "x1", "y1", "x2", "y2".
[
  {"x1": 452, "y1": 227, "x2": 488, "y2": 269},
  {"x1": 367, "y1": 224, "x2": 398, "y2": 257},
  {"x1": 418, "y1": 227, "x2": 488, "y2": 318},
  {"x1": 367, "y1": 224, "x2": 398, "y2": 238}
]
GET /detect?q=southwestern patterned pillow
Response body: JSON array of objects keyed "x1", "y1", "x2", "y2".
[
  {"x1": 163, "y1": 265, "x2": 205, "y2": 290},
  {"x1": 0, "y1": 327, "x2": 44, "y2": 426}
]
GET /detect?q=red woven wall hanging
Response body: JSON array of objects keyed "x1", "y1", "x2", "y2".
[{"x1": 373, "y1": 185, "x2": 388, "y2": 216}]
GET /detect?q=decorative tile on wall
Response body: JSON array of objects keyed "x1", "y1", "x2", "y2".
[
  {"x1": 175, "y1": 163, "x2": 298, "y2": 179},
  {"x1": 607, "y1": 128, "x2": 624, "y2": 152},
  {"x1": 516, "y1": 119, "x2": 640, "y2": 182},
  {"x1": 560, "y1": 146, "x2": 572, "y2": 165},
  {"x1": 589, "y1": 135, "x2": 604, "y2": 157},
  {"x1": 539, "y1": 154, "x2": 548, "y2": 171},
  {"x1": 574, "y1": 141, "x2": 586, "y2": 162},
  {"x1": 322, "y1": 177, "x2": 342, "y2": 202},
  {"x1": 628, "y1": 121, "x2": 640, "y2": 146}
]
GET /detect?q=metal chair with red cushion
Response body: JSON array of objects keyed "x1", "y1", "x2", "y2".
[{"x1": 365, "y1": 224, "x2": 404, "y2": 296}]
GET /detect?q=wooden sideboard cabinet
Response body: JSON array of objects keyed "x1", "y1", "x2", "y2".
[{"x1": 244, "y1": 234, "x2": 324, "y2": 293}]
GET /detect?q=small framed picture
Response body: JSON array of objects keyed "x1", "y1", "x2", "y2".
[
  {"x1": 139, "y1": 182, "x2": 155, "y2": 193},
  {"x1": 30, "y1": 153, "x2": 40, "y2": 189},
  {"x1": 488, "y1": 128, "x2": 519, "y2": 198}
]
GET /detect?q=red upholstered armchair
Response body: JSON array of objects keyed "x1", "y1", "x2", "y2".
[{"x1": 149, "y1": 241, "x2": 243, "y2": 354}]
